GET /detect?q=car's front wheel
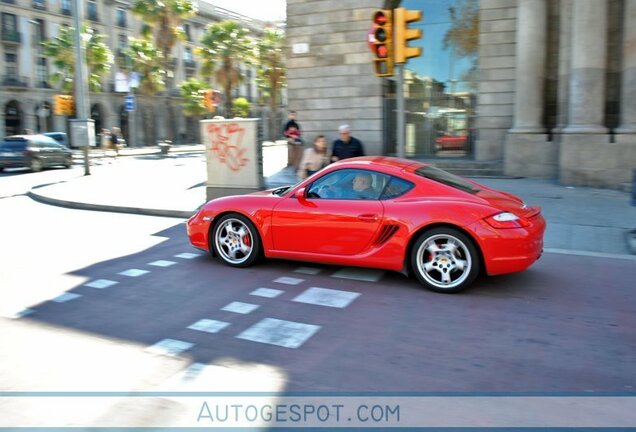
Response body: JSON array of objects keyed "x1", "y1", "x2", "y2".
[
  {"x1": 211, "y1": 214, "x2": 261, "y2": 267},
  {"x1": 64, "y1": 155, "x2": 73, "y2": 168},
  {"x1": 411, "y1": 227, "x2": 480, "y2": 293}
]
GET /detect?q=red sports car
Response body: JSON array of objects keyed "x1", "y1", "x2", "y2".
[{"x1": 187, "y1": 157, "x2": 545, "y2": 293}]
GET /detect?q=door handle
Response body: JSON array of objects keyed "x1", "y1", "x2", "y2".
[{"x1": 357, "y1": 214, "x2": 379, "y2": 222}]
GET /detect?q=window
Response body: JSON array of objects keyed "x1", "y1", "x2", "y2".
[
  {"x1": 2, "y1": 13, "x2": 17, "y2": 34},
  {"x1": 116, "y1": 8, "x2": 126, "y2": 27},
  {"x1": 414, "y1": 165, "x2": 480, "y2": 194},
  {"x1": 87, "y1": 1, "x2": 98, "y2": 21},
  {"x1": 5, "y1": 51, "x2": 18, "y2": 77},
  {"x1": 307, "y1": 169, "x2": 389, "y2": 200},
  {"x1": 60, "y1": 0, "x2": 71, "y2": 14},
  {"x1": 32, "y1": 19, "x2": 46, "y2": 45},
  {"x1": 380, "y1": 177, "x2": 414, "y2": 200},
  {"x1": 36, "y1": 57, "x2": 48, "y2": 87},
  {"x1": 32, "y1": 0, "x2": 46, "y2": 10},
  {"x1": 184, "y1": 23, "x2": 191, "y2": 41},
  {"x1": 184, "y1": 47, "x2": 192, "y2": 62}
]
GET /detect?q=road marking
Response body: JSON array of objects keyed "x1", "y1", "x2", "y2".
[
  {"x1": 187, "y1": 319, "x2": 230, "y2": 334},
  {"x1": 118, "y1": 268, "x2": 150, "y2": 277},
  {"x1": 221, "y1": 301, "x2": 260, "y2": 314},
  {"x1": 146, "y1": 339, "x2": 194, "y2": 357},
  {"x1": 294, "y1": 267, "x2": 322, "y2": 275},
  {"x1": 273, "y1": 276, "x2": 304, "y2": 285},
  {"x1": 174, "y1": 252, "x2": 203, "y2": 259},
  {"x1": 250, "y1": 288, "x2": 285, "y2": 298},
  {"x1": 52, "y1": 293, "x2": 82, "y2": 303},
  {"x1": 331, "y1": 267, "x2": 385, "y2": 282},
  {"x1": 84, "y1": 279, "x2": 118, "y2": 289},
  {"x1": 148, "y1": 260, "x2": 177, "y2": 267},
  {"x1": 10, "y1": 308, "x2": 35, "y2": 319},
  {"x1": 236, "y1": 318, "x2": 321, "y2": 349},
  {"x1": 292, "y1": 287, "x2": 361, "y2": 308}
]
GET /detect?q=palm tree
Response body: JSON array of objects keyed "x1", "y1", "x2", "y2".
[
  {"x1": 42, "y1": 25, "x2": 113, "y2": 94},
  {"x1": 131, "y1": 0, "x2": 197, "y2": 82},
  {"x1": 255, "y1": 27, "x2": 286, "y2": 140},
  {"x1": 178, "y1": 78, "x2": 210, "y2": 117},
  {"x1": 123, "y1": 38, "x2": 165, "y2": 95},
  {"x1": 198, "y1": 20, "x2": 254, "y2": 117}
]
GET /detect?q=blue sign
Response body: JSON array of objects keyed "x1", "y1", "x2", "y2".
[{"x1": 125, "y1": 95, "x2": 136, "y2": 112}]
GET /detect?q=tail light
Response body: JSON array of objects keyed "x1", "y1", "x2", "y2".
[{"x1": 484, "y1": 212, "x2": 530, "y2": 229}]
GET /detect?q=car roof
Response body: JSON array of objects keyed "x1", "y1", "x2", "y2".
[
  {"x1": 3, "y1": 134, "x2": 58, "y2": 143},
  {"x1": 331, "y1": 156, "x2": 428, "y2": 173}
]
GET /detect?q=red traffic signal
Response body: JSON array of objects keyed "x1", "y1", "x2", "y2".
[{"x1": 372, "y1": 9, "x2": 393, "y2": 77}]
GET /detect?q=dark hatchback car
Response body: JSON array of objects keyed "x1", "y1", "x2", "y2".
[{"x1": 0, "y1": 135, "x2": 73, "y2": 172}]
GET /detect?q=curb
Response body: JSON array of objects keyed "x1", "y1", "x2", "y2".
[{"x1": 27, "y1": 190, "x2": 197, "y2": 219}]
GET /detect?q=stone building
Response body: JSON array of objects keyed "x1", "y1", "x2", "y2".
[
  {"x1": 286, "y1": 0, "x2": 636, "y2": 190},
  {"x1": 0, "y1": 0, "x2": 263, "y2": 146}
]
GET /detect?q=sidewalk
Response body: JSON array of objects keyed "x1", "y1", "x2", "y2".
[{"x1": 28, "y1": 149, "x2": 636, "y2": 257}]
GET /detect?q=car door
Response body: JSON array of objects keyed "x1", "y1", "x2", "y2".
[{"x1": 271, "y1": 169, "x2": 386, "y2": 256}]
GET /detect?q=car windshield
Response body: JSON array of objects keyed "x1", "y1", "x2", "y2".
[{"x1": 414, "y1": 166, "x2": 481, "y2": 194}]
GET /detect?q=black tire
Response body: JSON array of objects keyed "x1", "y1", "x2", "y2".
[
  {"x1": 64, "y1": 156, "x2": 73, "y2": 168},
  {"x1": 30, "y1": 158, "x2": 43, "y2": 172},
  {"x1": 211, "y1": 213, "x2": 261, "y2": 268},
  {"x1": 410, "y1": 227, "x2": 480, "y2": 293}
]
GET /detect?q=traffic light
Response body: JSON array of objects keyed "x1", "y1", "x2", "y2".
[
  {"x1": 54, "y1": 95, "x2": 74, "y2": 116},
  {"x1": 372, "y1": 9, "x2": 393, "y2": 77},
  {"x1": 394, "y1": 7, "x2": 422, "y2": 64},
  {"x1": 203, "y1": 89, "x2": 214, "y2": 112}
]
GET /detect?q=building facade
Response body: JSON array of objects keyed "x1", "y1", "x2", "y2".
[
  {"x1": 0, "y1": 0, "x2": 263, "y2": 146},
  {"x1": 286, "y1": 0, "x2": 636, "y2": 190}
]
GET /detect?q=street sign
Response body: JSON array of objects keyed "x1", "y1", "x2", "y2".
[{"x1": 125, "y1": 95, "x2": 136, "y2": 112}]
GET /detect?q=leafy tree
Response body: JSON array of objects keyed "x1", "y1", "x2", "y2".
[
  {"x1": 255, "y1": 27, "x2": 286, "y2": 140},
  {"x1": 198, "y1": 20, "x2": 254, "y2": 117},
  {"x1": 122, "y1": 38, "x2": 165, "y2": 95},
  {"x1": 131, "y1": 0, "x2": 197, "y2": 78},
  {"x1": 232, "y1": 97, "x2": 251, "y2": 118},
  {"x1": 443, "y1": 0, "x2": 479, "y2": 57},
  {"x1": 42, "y1": 25, "x2": 113, "y2": 94},
  {"x1": 178, "y1": 78, "x2": 211, "y2": 117}
]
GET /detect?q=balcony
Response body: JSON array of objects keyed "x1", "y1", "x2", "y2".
[
  {"x1": 2, "y1": 75, "x2": 29, "y2": 88},
  {"x1": 61, "y1": 8, "x2": 71, "y2": 15},
  {"x1": 1, "y1": 31, "x2": 22, "y2": 45}
]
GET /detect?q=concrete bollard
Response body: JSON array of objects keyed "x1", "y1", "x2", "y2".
[{"x1": 158, "y1": 141, "x2": 172, "y2": 156}]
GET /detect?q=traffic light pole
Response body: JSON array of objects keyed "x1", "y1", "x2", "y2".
[
  {"x1": 396, "y1": 63, "x2": 405, "y2": 158},
  {"x1": 72, "y1": 0, "x2": 91, "y2": 175}
]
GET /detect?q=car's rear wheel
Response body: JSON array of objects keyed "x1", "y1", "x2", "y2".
[
  {"x1": 411, "y1": 227, "x2": 479, "y2": 293},
  {"x1": 212, "y1": 214, "x2": 261, "y2": 267},
  {"x1": 64, "y1": 155, "x2": 73, "y2": 168},
  {"x1": 30, "y1": 158, "x2": 43, "y2": 172}
]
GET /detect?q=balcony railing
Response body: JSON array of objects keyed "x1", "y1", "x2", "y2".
[
  {"x1": 2, "y1": 75, "x2": 29, "y2": 88},
  {"x1": 1, "y1": 31, "x2": 22, "y2": 44},
  {"x1": 32, "y1": 0, "x2": 46, "y2": 10},
  {"x1": 183, "y1": 59, "x2": 197, "y2": 69}
]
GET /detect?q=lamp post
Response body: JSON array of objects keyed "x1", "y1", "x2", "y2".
[{"x1": 29, "y1": 19, "x2": 47, "y2": 133}]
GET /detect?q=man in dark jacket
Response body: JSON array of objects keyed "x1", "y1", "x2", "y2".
[{"x1": 331, "y1": 124, "x2": 365, "y2": 162}]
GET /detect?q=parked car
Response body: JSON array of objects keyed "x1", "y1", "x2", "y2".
[
  {"x1": 43, "y1": 132, "x2": 69, "y2": 148},
  {"x1": 435, "y1": 133, "x2": 467, "y2": 151},
  {"x1": 187, "y1": 156, "x2": 546, "y2": 293},
  {"x1": 0, "y1": 134, "x2": 73, "y2": 172}
]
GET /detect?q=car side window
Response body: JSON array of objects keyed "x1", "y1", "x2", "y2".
[
  {"x1": 380, "y1": 176, "x2": 415, "y2": 200},
  {"x1": 307, "y1": 169, "x2": 388, "y2": 201}
]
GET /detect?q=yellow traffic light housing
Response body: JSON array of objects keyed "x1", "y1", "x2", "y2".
[
  {"x1": 54, "y1": 95, "x2": 74, "y2": 116},
  {"x1": 394, "y1": 7, "x2": 423, "y2": 64},
  {"x1": 203, "y1": 89, "x2": 215, "y2": 112},
  {"x1": 372, "y1": 9, "x2": 393, "y2": 77}
]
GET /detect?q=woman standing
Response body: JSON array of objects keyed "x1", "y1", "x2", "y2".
[{"x1": 297, "y1": 135, "x2": 330, "y2": 179}]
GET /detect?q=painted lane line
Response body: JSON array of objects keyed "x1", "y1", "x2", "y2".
[
  {"x1": 148, "y1": 260, "x2": 177, "y2": 267},
  {"x1": 118, "y1": 268, "x2": 150, "y2": 277},
  {"x1": 52, "y1": 293, "x2": 82, "y2": 303},
  {"x1": 84, "y1": 279, "x2": 118, "y2": 289},
  {"x1": 294, "y1": 267, "x2": 322, "y2": 275},
  {"x1": 331, "y1": 267, "x2": 385, "y2": 282},
  {"x1": 174, "y1": 252, "x2": 203, "y2": 259},
  {"x1": 292, "y1": 287, "x2": 361, "y2": 308},
  {"x1": 236, "y1": 318, "x2": 321, "y2": 349},
  {"x1": 146, "y1": 339, "x2": 194, "y2": 357},
  {"x1": 221, "y1": 302, "x2": 260, "y2": 314},
  {"x1": 250, "y1": 288, "x2": 285, "y2": 298},
  {"x1": 273, "y1": 276, "x2": 304, "y2": 285},
  {"x1": 188, "y1": 319, "x2": 230, "y2": 334}
]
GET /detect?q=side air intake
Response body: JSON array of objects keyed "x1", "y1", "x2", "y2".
[{"x1": 372, "y1": 224, "x2": 399, "y2": 246}]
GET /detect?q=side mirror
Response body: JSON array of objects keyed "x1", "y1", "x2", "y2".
[{"x1": 296, "y1": 187, "x2": 307, "y2": 201}]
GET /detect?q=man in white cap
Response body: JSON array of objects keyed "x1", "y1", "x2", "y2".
[{"x1": 331, "y1": 124, "x2": 365, "y2": 162}]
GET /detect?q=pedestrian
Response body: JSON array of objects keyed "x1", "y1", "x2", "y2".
[
  {"x1": 101, "y1": 128, "x2": 111, "y2": 151},
  {"x1": 110, "y1": 127, "x2": 120, "y2": 156},
  {"x1": 283, "y1": 110, "x2": 303, "y2": 169},
  {"x1": 331, "y1": 124, "x2": 365, "y2": 162},
  {"x1": 297, "y1": 134, "x2": 330, "y2": 179}
]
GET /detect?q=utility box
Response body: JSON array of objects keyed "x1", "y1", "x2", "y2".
[
  {"x1": 200, "y1": 118, "x2": 263, "y2": 200},
  {"x1": 69, "y1": 119, "x2": 96, "y2": 148}
]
